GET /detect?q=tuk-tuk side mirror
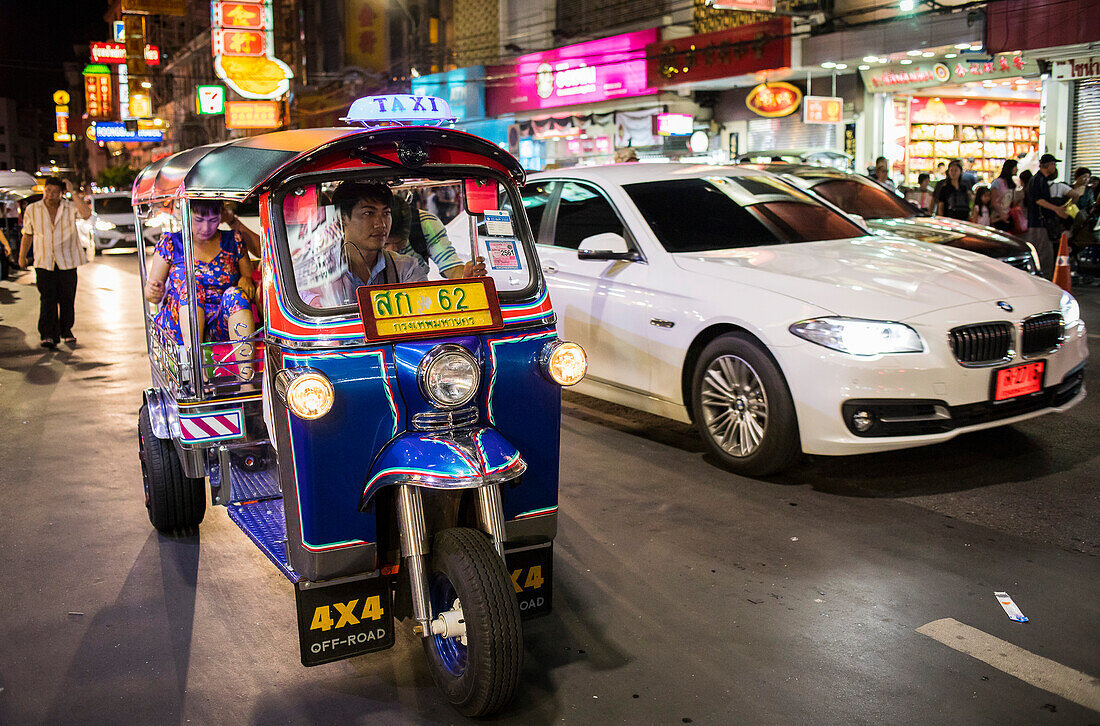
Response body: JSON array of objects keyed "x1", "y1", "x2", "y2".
[{"x1": 464, "y1": 179, "x2": 497, "y2": 215}]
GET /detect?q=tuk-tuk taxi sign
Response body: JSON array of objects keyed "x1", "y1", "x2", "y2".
[
  {"x1": 341, "y1": 94, "x2": 455, "y2": 127},
  {"x1": 357, "y1": 278, "x2": 504, "y2": 341}
]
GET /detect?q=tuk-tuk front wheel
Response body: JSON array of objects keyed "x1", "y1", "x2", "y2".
[
  {"x1": 138, "y1": 404, "x2": 206, "y2": 532},
  {"x1": 422, "y1": 527, "x2": 522, "y2": 717}
]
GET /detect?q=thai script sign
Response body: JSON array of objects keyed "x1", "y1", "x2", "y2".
[{"x1": 487, "y1": 29, "x2": 658, "y2": 115}]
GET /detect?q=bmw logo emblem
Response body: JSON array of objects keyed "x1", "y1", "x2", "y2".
[{"x1": 997, "y1": 301, "x2": 1013, "y2": 312}]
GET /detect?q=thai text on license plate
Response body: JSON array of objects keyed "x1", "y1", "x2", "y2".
[
  {"x1": 993, "y1": 361, "x2": 1044, "y2": 401},
  {"x1": 357, "y1": 277, "x2": 503, "y2": 341}
]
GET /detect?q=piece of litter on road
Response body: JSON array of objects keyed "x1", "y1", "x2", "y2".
[
  {"x1": 67, "y1": 612, "x2": 84, "y2": 617},
  {"x1": 790, "y1": 537, "x2": 799, "y2": 541},
  {"x1": 994, "y1": 591, "x2": 1028, "y2": 622}
]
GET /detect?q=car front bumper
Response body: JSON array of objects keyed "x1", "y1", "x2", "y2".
[{"x1": 777, "y1": 318, "x2": 1088, "y2": 456}]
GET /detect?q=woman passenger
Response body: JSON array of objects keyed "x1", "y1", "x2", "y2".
[{"x1": 143, "y1": 200, "x2": 257, "y2": 372}]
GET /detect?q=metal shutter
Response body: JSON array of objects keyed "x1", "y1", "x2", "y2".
[
  {"x1": 747, "y1": 116, "x2": 840, "y2": 152},
  {"x1": 1071, "y1": 78, "x2": 1100, "y2": 173}
]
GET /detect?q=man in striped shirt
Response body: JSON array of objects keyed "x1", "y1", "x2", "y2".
[{"x1": 18, "y1": 176, "x2": 92, "y2": 348}]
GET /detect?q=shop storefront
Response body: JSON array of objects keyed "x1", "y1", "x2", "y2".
[
  {"x1": 487, "y1": 29, "x2": 684, "y2": 169},
  {"x1": 1053, "y1": 56, "x2": 1100, "y2": 173},
  {"x1": 642, "y1": 18, "x2": 854, "y2": 163},
  {"x1": 860, "y1": 49, "x2": 1042, "y2": 186}
]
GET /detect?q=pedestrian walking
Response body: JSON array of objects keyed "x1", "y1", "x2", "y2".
[
  {"x1": 933, "y1": 159, "x2": 971, "y2": 220},
  {"x1": 970, "y1": 186, "x2": 993, "y2": 227},
  {"x1": 990, "y1": 159, "x2": 1021, "y2": 232},
  {"x1": 17, "y1": 176, "x2": 91, "y2": 348},
  {"x1": 869, "y1": 156, "x2": 895, "y2": 191},
  {"x1": 1024, "y1": 154, "x2": 1070, "y2": 279}
]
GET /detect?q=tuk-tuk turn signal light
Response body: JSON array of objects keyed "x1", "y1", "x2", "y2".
[
  {"x1": 275, "y1": 368, "x2": 334, "y2": 420},
  {"x1": 543, "y1": 341, "x2": 587, "y2": 386}
]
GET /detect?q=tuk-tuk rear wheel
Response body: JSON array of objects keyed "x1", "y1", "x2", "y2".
[
  {"x1": 138, "y1": 404, "x2": 206, "y2": 532},
  {"x1": 422, "y1": 527, "x2": 522, "y2": 717}
]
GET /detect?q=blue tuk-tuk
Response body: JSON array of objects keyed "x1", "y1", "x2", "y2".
[{"x1": 131, "y1": 95, "x2": 586, "y2": 716}]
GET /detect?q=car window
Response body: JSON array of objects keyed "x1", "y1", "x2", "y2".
[
  {"x1": 811, "y1": 179, "x2": 915, "y2": 220},
  {"x1": 517, "y1": 181, "x2": 556, "y2": 243},
  {"x1": 624, "y1": 177, "x2": 864, "y2": 252},
  {"x1": 95, "y1": 196, "x2": 133, "y2": 214},
  {"x1": 753, "y1": 202, "x2": 868, "y2": 242},
  {"x1": 551, "y1": 182, "x2": 624, "y2": 250}
]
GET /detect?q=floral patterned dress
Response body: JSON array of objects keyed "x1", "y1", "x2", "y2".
[{"x1": 153, "y1": 230, "x2": 251, "y2": 344}]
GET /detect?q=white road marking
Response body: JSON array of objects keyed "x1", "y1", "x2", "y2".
[{"x1": 917, "y1": 618, "x2": 1100, "y2": 712}]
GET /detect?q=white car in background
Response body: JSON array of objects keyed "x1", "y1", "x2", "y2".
[
  {"x1": 88, "y1": 191, "x2": 162, "y2": 251},
  {"x1": 514, "y1": 165, "x2": 1087, "y2": 475}
]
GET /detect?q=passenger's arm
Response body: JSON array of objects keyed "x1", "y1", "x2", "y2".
[
  {"x1": 236, "y1": 250, "x2": 256, "y2": 303},
  {"x1": 144, "y1": 254, "x2": 171, "y2": 303},
  {"x1": 224, "y1": 208, "x2": 261, "y2": 258}
]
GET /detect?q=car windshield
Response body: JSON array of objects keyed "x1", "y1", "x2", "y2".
[
  {"x1": 95, "y1": 196, "x2": 133, "y2": 214},
  {"x1": 623, "y1": 176, "x2": 867, "y2": 252},
  {"x1": 808, "y1": 178, "x2": 916, "y2": 220}
]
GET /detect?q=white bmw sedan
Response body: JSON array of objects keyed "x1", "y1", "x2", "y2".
[{"x1": 514, "y1": 164, "x2": 1088, "y2": 475}]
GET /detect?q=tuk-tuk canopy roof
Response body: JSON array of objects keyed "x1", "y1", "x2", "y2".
[{"x1": 131, "y1": 126, "x2": 524, "y2": 204}]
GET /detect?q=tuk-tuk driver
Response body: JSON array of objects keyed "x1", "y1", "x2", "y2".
[{"x1": 303, "y1": 182, "x2": 485, "y2": 306}]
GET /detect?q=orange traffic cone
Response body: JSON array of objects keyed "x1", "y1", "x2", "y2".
[{"x1": 1053, "y1": 231, "x2": 1072, "y2": 293}]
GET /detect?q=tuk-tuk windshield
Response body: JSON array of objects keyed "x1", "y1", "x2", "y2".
[{"x1": 280, "y1": 175, "x2": 536, "y2": 312}]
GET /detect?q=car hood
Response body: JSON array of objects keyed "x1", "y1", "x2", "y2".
[
  {"x1": 671, "y1": 236, "x2": 1056, "y2": 320},
  {"x1": 866, "y1": 217, "x2": 1030, "y2": 258}
]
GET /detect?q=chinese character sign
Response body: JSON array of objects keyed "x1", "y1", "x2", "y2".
[
  {"x1": 344, "y1": 0, "x2": 388, "y2": 74},
  {"x1": 211, "y1": 1, "x2": 292, "y2": 101},
  {"x1": 225, "y1": 100, "x2": 281, "y2": 128},
  {"x1": 83, "y1": 65, "x2": 114, "y2": 120},
  {"x1": 746, "y1": 82, "x2": 801, "y2": 118}
]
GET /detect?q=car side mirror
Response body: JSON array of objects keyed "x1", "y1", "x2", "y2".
[{"x1": 577, "y1": 232, "x2": 641, "y2": 261}]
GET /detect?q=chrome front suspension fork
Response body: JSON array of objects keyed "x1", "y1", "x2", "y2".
[{"x1": 396, "y1": 482, "x2": 509, "y2": 638}]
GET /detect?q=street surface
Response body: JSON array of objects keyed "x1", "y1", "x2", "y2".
[{"x1": 1, "y1": 254, "x2": 1098, "y2": 725}]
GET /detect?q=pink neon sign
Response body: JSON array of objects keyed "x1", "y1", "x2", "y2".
[{"x1": 488, "y1": 29, "x2": 659, "y2": 115}]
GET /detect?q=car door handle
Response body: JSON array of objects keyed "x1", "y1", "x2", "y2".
[{"x1": 543, "y1": 262, "x2": 558, "y2": 274}]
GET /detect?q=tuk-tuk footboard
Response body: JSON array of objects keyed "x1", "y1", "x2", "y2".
[
  {"x1": 211, "y1": 443, "x2": 280, "y2": 504},
  {"x1": 228, "y1": 498, "x2": 300, "y2": 582}
]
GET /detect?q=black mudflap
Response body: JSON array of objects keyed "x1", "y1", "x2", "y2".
[
  {"x1": 504, "y1": 542, "x2": 553, "y2": 619},
  {"x1": 295, "y1": 574, "x2": 396, "y2": 666}
]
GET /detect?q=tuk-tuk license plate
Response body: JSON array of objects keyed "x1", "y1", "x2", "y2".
[
  {"x1": 295, "y1": 575, "x2": 395, "y2": 667},
  {"x1": 357, "y1": 277, "x2": 503, "y2": 341},
  {"x1": 993, "y1": 360, "x2": 1045, "y2": 401}
]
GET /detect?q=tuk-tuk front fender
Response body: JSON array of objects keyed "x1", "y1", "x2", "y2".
[{"x1": 360, "y1": 428, "x2": 526, "y2": 510}]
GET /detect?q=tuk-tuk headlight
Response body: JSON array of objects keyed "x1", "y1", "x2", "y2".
[
  {"x1": 419, "y1": 345, "x2": 480, "y2": 409},
  {"x1": 275, "y1": 367, "x2": 334, "y2": 420},
  {"x1": 541, "y1": 341, "x2": 587, "y2": 386}
]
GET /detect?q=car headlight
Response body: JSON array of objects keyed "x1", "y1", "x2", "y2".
[
  {"x1": 418, "y1": 344, "x2": 479, "y2": 409},
  {"x1": 790, "y1": 317, "x2": 925, "y2": 356},
  {"x1": 1061, "y1": 291, "x2": 1081, "y2": 327},
  {"x1": 275, "y1": 367, "x2": 334, "y2": 419},
  {"x1": 95, "y1": 219, "x2": 117, "y2": 231},
  {"x1": 541, "y1": 340, "x2": 587, "y2": 385}
]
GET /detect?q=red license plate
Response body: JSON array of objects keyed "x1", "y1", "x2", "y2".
[{"x1": 993, "y1": 361, "x2": 1045, "y2": 401}]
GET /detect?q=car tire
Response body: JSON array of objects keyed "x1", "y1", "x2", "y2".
[
  {"x1": 138, "y1": 404, "x2": 206, "y2": 532},
  {"x1": 691, "y1": 333, "x2": 801, "y2": 476}
]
